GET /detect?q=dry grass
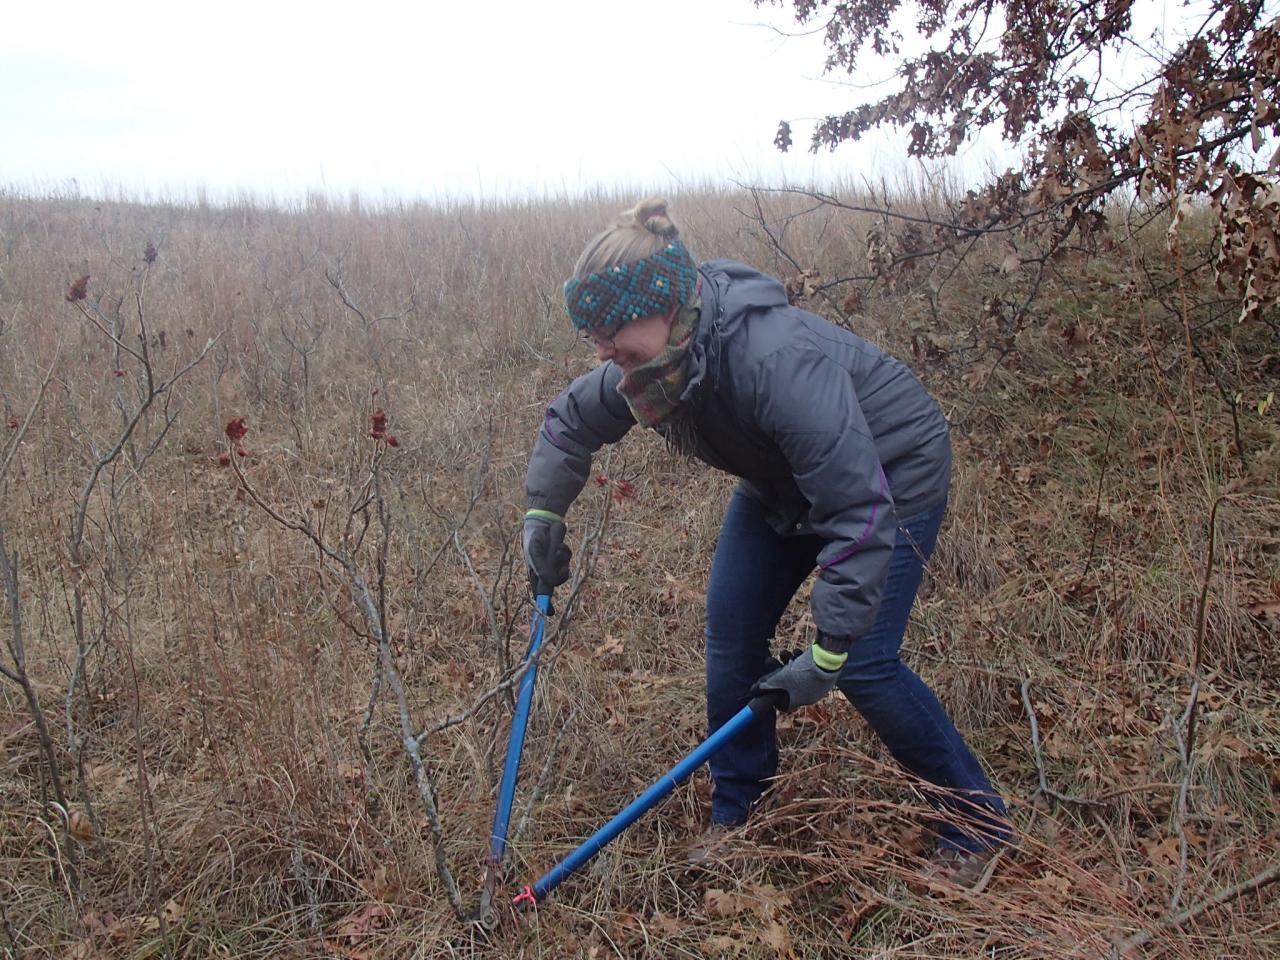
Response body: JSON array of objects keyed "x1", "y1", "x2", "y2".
[{"x1": 0, "y1": 185, "x2": 1276, "y2": 959}]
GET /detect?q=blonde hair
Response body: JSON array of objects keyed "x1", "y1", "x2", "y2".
[{"x1": 573, "y1": 198, "x2": 683, "y2": 278}]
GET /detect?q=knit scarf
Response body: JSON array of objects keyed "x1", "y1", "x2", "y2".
[{"x1": 615, "y1": 298, "x2": 701, "y2": 429}]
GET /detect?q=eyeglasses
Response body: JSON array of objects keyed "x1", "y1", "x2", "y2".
[
  {"x1": 579, "y1": 329, "x2": 617, "y2": 350},
  {"x1": 577, "y1": 305, "x2": 676, "y2": 350}
]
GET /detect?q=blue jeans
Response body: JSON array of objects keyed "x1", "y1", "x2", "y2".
[{"x1": 704, "y1": 490, "x2": 1010, "y2": 852}]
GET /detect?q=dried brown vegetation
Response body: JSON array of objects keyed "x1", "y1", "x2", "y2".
[
  {"x1": 0, "y1": 186, "x2": 1276, "y2": 958},
  {"x1": 765, "y1": 0, "x2": 1280, "y2": 328}
]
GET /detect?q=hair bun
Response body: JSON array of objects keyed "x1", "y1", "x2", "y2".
[
  {"x1": 630, "y1": 197, "x2": 679, "y2": 240},
  {"x1": 574, "y1": 198, "x2": 689, "y2": 279}
]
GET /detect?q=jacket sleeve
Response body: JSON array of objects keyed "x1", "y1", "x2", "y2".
[
  {"x1": 525, "y1": 361, "x2": 635, "y2": 516},
  {"x1": 750, "y1": 343, "x2": 898, "y2": 640}
]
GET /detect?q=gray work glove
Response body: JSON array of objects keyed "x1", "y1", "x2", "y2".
[
  {"x1": 750, "y1": 636, "x2": 851, "y2": 712},
  {"x1": 522, "y1": 510, "x2": 571, "y2": 595}
]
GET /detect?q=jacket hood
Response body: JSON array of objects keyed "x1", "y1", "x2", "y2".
[
  {"x1": 680, "y1": 259, "x2": 790, "y2": 407},
  {"x1": 700, "y1": 259, "x2": 791, "y2": 320}
]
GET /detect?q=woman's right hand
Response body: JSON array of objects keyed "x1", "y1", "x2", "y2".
[{"x1": 522, "y1": 511, "x2": 572, "y2": 594}]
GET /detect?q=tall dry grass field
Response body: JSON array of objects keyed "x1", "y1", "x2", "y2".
[{"x1": 0, "y1": 187, "x2": 1276, "y2": 958}]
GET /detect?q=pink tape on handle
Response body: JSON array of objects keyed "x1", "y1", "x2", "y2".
[{"x1": 513, "y1": 885, "x2": 537, "y2": 908}]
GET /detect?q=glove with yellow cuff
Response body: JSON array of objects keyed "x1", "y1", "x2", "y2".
[{"x1": 749, "y1": 633, "x2": 853, "y2": 712}]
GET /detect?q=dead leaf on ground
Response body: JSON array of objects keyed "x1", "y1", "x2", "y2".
[
  {"x1": 333, "y1": 903, "x2": 391, "y2": 943},
  {"x1": 362, "y1": 865, "x2": 400, "y2": 901},
  {"x1": 593, "y1": 634, "x2": 625, "y2": 658},
  {"x1": 1142, "y1": 835, "x2": 1181, "y2": 868},
  {"x1": 651, "y1": 912, "x2": 685, "y2": 935},
  {"x1": 1027, "y1": 871, "x2": 1073, "y2": 896},
  {"x1": 702, "y1": 932, "x2": 748, "y2": 955},
  {"x1": 705, "y1": 887, "x2": 750, "y2": 918},
  {"x1": 68, "y1": 809, "x2": 95, "y2": 841},
  {"x1": 746, "y1": 882, "x2": 792, "y2": 921},
  {"x1": 1246, "y1": 598, "x2": 1280, "y2": 620},
  {"x1": 759, "y1": 920, "x2": 795, "y2": 957},
  {"x1": 65, "y1": 940, "x2": 105, "y2": 960},
  {"x1": 608, "y1": 912, "x2": 646, "y2": 944},
  {"x1": 837, "y1": 892, "x2": 881, "y2": 935}
]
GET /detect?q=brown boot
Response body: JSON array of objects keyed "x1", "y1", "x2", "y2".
[
  {"x1": 919, "y1": 846, "x2": 1004, "y2": 893},
  {"x1": 685, "y1": 823, "x2": 736, "y2": 866}
]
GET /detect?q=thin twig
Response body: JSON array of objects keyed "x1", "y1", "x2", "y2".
[
  {"x1": 512, "y1": 707, "x2": 576, "y2": 847},
  {"x1": 381, "y1": 648, "x2": 464, "y2": 916},
  {"x1": 72, "y1": 299, "x2": 148, "y2": 367},
  {"x1": 1072, "y1": 389, "x2": 1120, "y2": 592},
  {"x1": 64, "y1": 612, "x2": 107, "y2": 845},
  {"x1": 415, "y1": 649, "x2": 544, "y2": 746},
  {"x1": 454, "y1": 529, "x2": 504, "y2": 677},
  {"x1": 754, "y1": 126, "x2": 1254, "y2": 240},
  {"x1": 357, "y1": 634, "x2": 384, "y2": 810},
  {"x1": 743, "y1": 187, "x2": 852, "y2": 327},
  {"x1": 324, "y1": 266, "x2": 372, "y2": 327}
]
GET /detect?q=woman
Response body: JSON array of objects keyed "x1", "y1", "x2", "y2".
[{"x1": 522, "y1": 199, "x2": 1011, "y2": 886}]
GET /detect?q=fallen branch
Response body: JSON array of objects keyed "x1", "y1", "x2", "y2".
[
  {"x1": 1020, "y1": 673, "x2": 1108, "y2": 809},
  {"x1": 1113, "y1": 861, "x2": 1280, "y2": 956}
]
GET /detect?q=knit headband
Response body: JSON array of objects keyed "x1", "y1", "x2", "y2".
[{"x1": 563, "y1": 240, "x2": 698, "y2": 332}]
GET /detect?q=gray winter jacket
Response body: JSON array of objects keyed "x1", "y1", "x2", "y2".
[{"x1": 525, "y1": 259, "x2": 952, "y2": 641}]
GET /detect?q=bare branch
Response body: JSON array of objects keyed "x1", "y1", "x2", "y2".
[
  {"x1": 0, "y1": 529, "x2": 72, "y2": 837},
  {"x1": 0, "y1": 348, "x2": 60, "y2": 486},
  {"x1": 324, "y1": 265, "x2": 373, "y2": 327},
  {"x1": 229, "y1": 429, "x2": 467, "y2": 919},
  {"x1": 1172, "y1": 494, "x2": 1230, "y2": 909}
]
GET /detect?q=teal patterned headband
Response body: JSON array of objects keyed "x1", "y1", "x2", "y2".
[{"x1": 564, "y1": 240, "x2": 698, "y2": 332}]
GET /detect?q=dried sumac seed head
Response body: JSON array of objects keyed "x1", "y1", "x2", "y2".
[
  {"x1": 217, "y1": 452, "x2": 231, "y2": 467},
  {"x1": 225, "y1": 417, "x2": 248, "y2": 441},
  {"x1": 66, "y1": 275, "x2": 89, "y2": 302},
  {"x1": 6, "y1": 415, "x2": 18, "y2": 430},
  {"x1": 385, "y1": 435, "x2": 399, "y2": 447},
  {"x1": 370, "y1": 408, "x2": 388, "y2": 439}
]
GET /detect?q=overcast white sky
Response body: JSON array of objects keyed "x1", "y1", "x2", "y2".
[{"x1": 1, "y1": 0, "x2": 1022, "y2": 204}]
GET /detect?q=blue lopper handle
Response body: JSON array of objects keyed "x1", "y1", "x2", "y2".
[
  {"x1": 515, "y1": 694, "x2": 778, "y2": 906},
  {"x1": 488, "y1": 592, "x2": 552, "y2": 868}
]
